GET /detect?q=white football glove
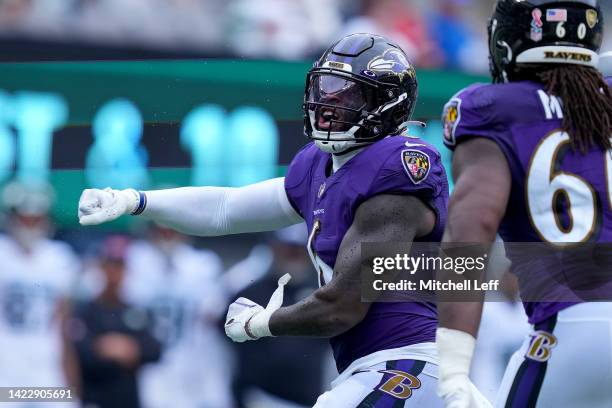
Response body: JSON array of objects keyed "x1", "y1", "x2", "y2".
[
  {"x1": 439, "y1": 375, "x2": 491, "y2": 408},
  {"x1": 225, "y1": 273, "x2": 291, "y2": 343},
  {"x1": 78, "y1": 188, "x2": 141, "y2": 226},
  {"x1": 437, "y1": 328, "x2": 492, "y2": 408}
]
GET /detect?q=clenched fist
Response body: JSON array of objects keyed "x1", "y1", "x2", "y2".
[{"x1": 78, "y1": 188, "x2": 141, "y2": 226}]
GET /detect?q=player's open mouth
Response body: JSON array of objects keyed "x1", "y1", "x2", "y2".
[{"x1": 318, "y1": 108, "x2": 340, "y2": 130}]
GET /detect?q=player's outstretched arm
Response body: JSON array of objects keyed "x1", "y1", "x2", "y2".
[
  {"x1": 78, "y1": 177, "x2": 302, "y2": 236},
  {"x1": 437, "y1": 138, "x2": 511, "y2": 408},
  {"x1": 224, "y1": 193, "x2": 436, "y2": 342}
]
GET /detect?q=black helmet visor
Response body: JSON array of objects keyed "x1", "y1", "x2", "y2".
[{"x1": 306, "y1": 72, "x2": 378, "y2": 133}]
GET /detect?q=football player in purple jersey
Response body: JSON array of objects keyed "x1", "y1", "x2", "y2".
[
  {"x1": 78, "y1": 34, "x2": 489, "y2": 407},
  {"x1": 437, "y1": 1, "x2": 612, "y2": 407}
]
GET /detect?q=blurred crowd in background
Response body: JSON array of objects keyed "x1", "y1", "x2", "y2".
[
  {"x1": 0, "y1": 181, "x2": 528, "y2": 408},
  {"x1": 1, "y1": 0, "x2": 612, "y2": 72}
]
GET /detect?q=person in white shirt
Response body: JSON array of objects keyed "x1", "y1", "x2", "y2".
[
  {"x1": 122, "y1": 224, "x2": 231, "y2": 408},
  {"x1": 0, "y1": 182, "x2": 80, "y2": 405}
]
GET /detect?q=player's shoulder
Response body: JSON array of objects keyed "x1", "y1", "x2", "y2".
[
  {"x1": 286, "y1": 142, "x2": 324, "y2": 188},
  {"x1": 363, "y1": 135, "x2": 446, "y2": 190},
  {"x1": 454, "y1": 80, "x2": 539, "y2": 100},
  {"x1": 372, "y1": 135, "x2": 443, "y2": 168},
  {"x1": 373, "y1": 134, "x2": 440, "y2": 153},
  {"x1": 443, "y1": 81, "x2": 542, "y2": 148},
  {"x1": 291, "y1": 142, "x2": 322, "y2": 163},
  {"x1": 606, "y1": 76, "x2": 612, "y2": 88},
  {"x1": 443, "y1": 83, "x2": 492, "y2": 147},
  {"x1": 451, "y1": 83, "x2": 495, "y2": 108},
  {"x1": 287, "y1": 142, "x2": 322, "y2": 172},
  {"x1": 446, "y1": 81, "x2": 541, "y2": 118}
]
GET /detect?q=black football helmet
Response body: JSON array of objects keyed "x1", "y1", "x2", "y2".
[
  {"x1": 488, "y1": 0, "x2": 603, "y2": 83},
  {"x1": 303, "y1": 33, "x2": 418, "y2": 153}
]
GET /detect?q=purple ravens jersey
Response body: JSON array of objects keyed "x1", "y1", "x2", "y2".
[
  {"x1": 284, "y1": 136, "x2": 449, "y2": 373},
  {"x1": 443, "y1": 79, "x2": 612, "y2": 324}
]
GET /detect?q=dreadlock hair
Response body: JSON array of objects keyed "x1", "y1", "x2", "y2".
[{"x1": 515, "y1": 64, "x2": 612, "y2": 154}]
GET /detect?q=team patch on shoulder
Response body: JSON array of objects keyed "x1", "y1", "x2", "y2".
[
  {"x1": 401, "y1": 149, "x2": 430, "y2": 184},
  {"x1": 442, "y1": 98, "x2": 461, "y2": 146}
]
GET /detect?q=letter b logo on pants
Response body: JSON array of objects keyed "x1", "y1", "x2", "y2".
[{"x1": 526, "y1": 330, "x2": 558, "y2": 362}]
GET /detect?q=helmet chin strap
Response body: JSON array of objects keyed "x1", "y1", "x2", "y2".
[
  {"x1": 309, "y1": 92, "x2": 408, "y2": 155},
  {"x1": 312, "y1": 140, "x2": 367, "y2": 173},
  {"x1": 310, "y1": 109, "x2": 365, "y2": 154},
  {"x1": 315, "y1": 139, "x2": 363, "y2": 154}
]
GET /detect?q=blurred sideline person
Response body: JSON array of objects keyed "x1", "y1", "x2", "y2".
[
  {"x1": 437, "y1": 1, "x2": 612, "y2": 407},
  {"x1": 69, "y1": 236, "x2": 161, "y2": 408},
  {"x1": 233, "y1": 224, "x2": 330, "y2": 408},
  {"x1": 79, "y1": 34, "x2": 490, "y2": 407},
  {"x1": 0, "y1": 182, "x2": 79, "y2": 406},
  {"x1": 122, "y1": 224, "x2": 232, "y2": 408}
]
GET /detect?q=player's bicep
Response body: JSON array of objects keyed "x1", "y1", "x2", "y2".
[
  {"x1": 350, "y1": 194, "x2": 434, "y2": 244},
  {"x1": 328, "y1": 195, "x2": 434, "y2": 291},
  {"x1": 447, "y1": 138, "x2": 511, "y2": 243},
  {"x1": 316, "y1": 194, "x2": 435, "y2": 326}
]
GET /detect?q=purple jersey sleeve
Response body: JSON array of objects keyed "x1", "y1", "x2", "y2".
[
  {"x1": 284, "y1": 143, "x2": 319, "y2": 218},
  {"x1": 441, "y1": 83, "x2": 526, "y2": 180},
  {"x1": 368, "y1": 138, "x2": 448, "y2": 200},
  {"x1": 362, "y1": 137, "x2": 449, "y2": 242}
]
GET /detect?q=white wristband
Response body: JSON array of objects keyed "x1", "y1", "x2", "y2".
[
  {"x1": 121, "y1": 189, "x2": 142, "y2": 215},
  {"x1": 436, "y1": 328, "x2": 476, "y2": 392},
  {"x1": 246, "y1": 273, "x2": 291, "y2": 339},
  {"x1": 246, "y1": 310, "x2": 273, "y2": 339}
]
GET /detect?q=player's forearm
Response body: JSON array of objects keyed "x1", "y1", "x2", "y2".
[
  {"x1": 142, "y1": 186, "x2": 234, "y2": 235},
  {"x1": 437, "y1": 301, "x2": 483, "y2": 337},
  {"x1": 439, "y1": 149, "x2": 505, "y2": 335},
  {"x1": 445, "y1": 193, "x2": 501, "y2": 244},
  {"x1": 269, "y1": 290, "x2": 365, "y2": 337},
  {"x1": 142, "y1": 177, "x2": 302, "y2": 236},
  {"x1": 438, "y1": 226, "x2": 488, "y2": 337}
]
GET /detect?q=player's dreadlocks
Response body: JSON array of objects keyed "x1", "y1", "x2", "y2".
[{"x1": 530, "y1": 65, "x2": 612, "y2": 153}]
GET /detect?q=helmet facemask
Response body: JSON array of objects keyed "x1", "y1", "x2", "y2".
[
  {"x1": 304, "y1": 71, "x2": 382, "y2": 153},
  {"x1": 304, "y1": 70, "x2": 410, "y2": 154}
]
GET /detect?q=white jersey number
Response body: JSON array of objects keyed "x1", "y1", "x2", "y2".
[
  {"x1": 527, "y1": 131, "x2": 612, "y2": 243},
  {"x1": 307, "y1": 220, "x2": 334, "y2": 286}
]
